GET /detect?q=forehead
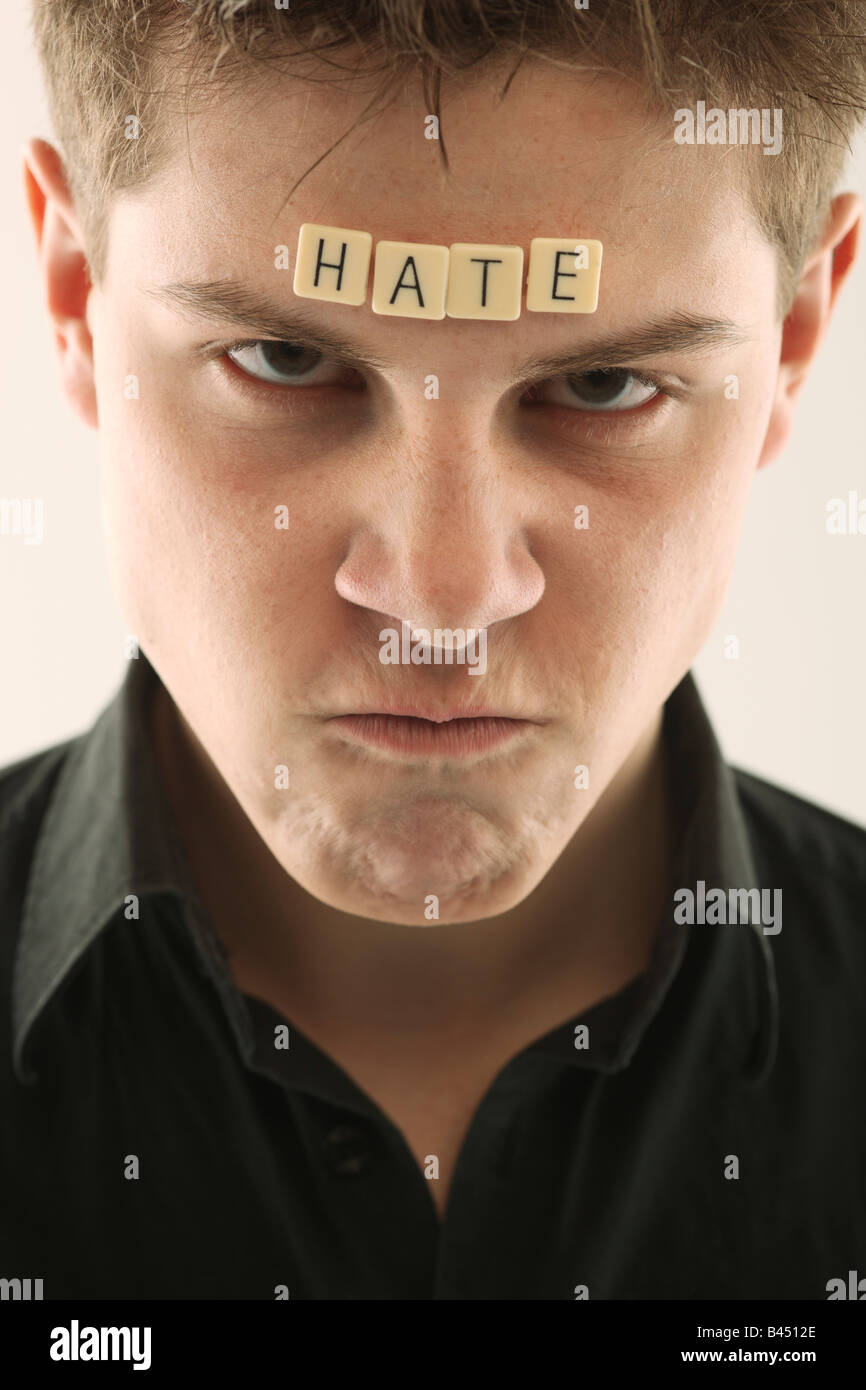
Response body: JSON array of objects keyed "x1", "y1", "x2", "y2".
[{"x1": 106, "y1": 56, "x2": 776, "y2": 328}]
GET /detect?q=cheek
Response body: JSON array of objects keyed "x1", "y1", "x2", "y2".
[
  {"x1": 561, "y1": 396, "x2": 768, "y2": 677},
  {"x1": 97, "y1": 378, "x2": 344, "y2": 674}
]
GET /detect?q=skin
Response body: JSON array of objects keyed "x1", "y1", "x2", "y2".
[{"x1": 24, "y1": 54, "x2": 860, "y2": 1213}]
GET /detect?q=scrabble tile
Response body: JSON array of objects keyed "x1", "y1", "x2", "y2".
[
  {"x1": 445, "y1": 244, "x2": 524, "y2": 320},
  {"x1": 293, "y1": 224, "x2": 372, "y2": 305},
  {"x1": 372, "y1": 242, "x2": 450, "y2": 319},
  {"x1": 526, "y1": 239, "x2": 603, "y2": 313}
]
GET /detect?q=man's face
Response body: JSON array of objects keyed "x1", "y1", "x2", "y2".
[{"x1": 88, "y1": 58, "x2": 781, "y2": 924}]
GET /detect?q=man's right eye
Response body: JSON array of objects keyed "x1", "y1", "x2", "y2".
[{"x1": 225, "y1": 340, "x2": 355, "y2": 387}]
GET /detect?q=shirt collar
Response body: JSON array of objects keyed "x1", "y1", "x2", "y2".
[
  {"x1": 12, "y1": 654, "x2": 777, "y2": 1085},
  {"x1": 659, "y1": 671, "x2": 779, "y2": 1083},
  {"x1": 12, "y1": 653, "x2": 197, "y2": 1081}
]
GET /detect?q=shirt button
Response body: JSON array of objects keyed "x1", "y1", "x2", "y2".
[{"x1": 323, "y1": 1124, "x2": 372, "y2": 1177}]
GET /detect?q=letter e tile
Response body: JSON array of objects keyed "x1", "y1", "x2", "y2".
[{"x1": 526, "y1": 239, "x2": 603, "y2": 313}]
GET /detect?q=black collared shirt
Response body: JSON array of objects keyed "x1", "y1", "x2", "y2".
[{"x1": 1, "y1": 655, "x2": 864, "y2": 1300}]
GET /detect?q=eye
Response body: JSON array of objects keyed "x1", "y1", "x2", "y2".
[
  {"x1": 224, "y1": 340, "x2": 359, "y2": 387},
  {"x1": 528, "y1": 368, "x2": 662, "y2": 413}
]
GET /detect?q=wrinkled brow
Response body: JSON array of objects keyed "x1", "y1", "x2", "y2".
[{"x1": 147, "y1": 278, "x2": 749, "y2": 381}]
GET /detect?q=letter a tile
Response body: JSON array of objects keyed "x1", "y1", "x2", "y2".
[{"x1": 372, "y1": 242, "x2": 450, "y2": 319}]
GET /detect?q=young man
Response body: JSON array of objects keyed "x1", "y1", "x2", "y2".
[{"x1": 2, "y1": 0, "x2": 864, "y2": 1299}]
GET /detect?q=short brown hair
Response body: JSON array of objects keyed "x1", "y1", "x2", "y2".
[{"x1": 31, "y1": 0, "x2": 866, "y2": 313}]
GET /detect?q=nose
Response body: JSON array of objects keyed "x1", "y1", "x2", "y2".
[{"x1": 334, "y1": 434, "x2": 545, "y2": 636}]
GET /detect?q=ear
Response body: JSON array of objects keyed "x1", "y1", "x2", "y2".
[
  {"x1": 23, "y1": 137, "x2": 98, "y2": 430},
  {"x1": 757, "y1": 191, "x2": 862, "y2": 471}
]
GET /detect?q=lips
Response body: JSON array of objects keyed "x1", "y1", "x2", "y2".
[
  {"x1": 346, "y1": 704, "x2": 517, "y2": 722},
  {"x1": 326, "y1": 712, "x2": 538, "y2": 757}
]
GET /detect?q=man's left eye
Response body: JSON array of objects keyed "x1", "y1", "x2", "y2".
[
  {"x1": 531, "y1": 368, "x2": 661, "y2": 412},
  {"x1": 225, "y1": 340, "x2": 352, "y2": 386}
]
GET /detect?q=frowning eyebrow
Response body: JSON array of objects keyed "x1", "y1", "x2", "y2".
[
  {"x1": 145, "y1": 279, "x2": 393, "y2": 371},
  {"x1": 146, "y1": 278, "x2": 749, "y2": 380},
  {"x1": 517, "y1": 313, "x2": 749, "y2": 380}
]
